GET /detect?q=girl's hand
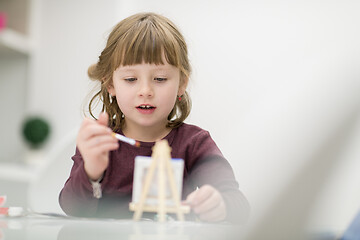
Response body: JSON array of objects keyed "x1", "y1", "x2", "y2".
[
  {"x1": 185, "y1": 184, "x2": 227, "y2": 222},
  {"x1": 76, "y1": 112, "x2": 119, "y2": 181}
]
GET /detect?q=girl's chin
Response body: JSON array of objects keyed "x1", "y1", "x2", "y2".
[{"x1": 125, "y1": 120, "x2": 167, "y2": 129}]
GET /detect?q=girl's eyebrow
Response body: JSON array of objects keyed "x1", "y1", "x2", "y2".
[{"x1": 153, "y1": 66, "x2": 171, "y2": 71}]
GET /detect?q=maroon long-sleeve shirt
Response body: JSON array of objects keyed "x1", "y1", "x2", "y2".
[{"x1": 59, "y1": 123, "x2": 249, "y2": 223}]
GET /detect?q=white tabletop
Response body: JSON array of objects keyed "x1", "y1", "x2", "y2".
[{"x1": 0, "y1": 215, "x2": 243, "y2": 240}]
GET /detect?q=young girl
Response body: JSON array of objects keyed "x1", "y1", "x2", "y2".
[{"x1": 59, "y1": 12, "x2": 249, "y2": 223}]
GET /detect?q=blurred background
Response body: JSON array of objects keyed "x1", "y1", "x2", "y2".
[{"x1": 0, "y1": 0, "x2": 360, "y2": 238}]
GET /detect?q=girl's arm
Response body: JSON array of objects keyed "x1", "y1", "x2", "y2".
[
  {"x1": 59, "y1": 112, "x2": 118, "y2": 217},
  {"x1": 184, "y1": 130, "x2": 250, "y2": 224},
  {"x1": 59, "y1": 151, "x2": 101, "y2": 217}
]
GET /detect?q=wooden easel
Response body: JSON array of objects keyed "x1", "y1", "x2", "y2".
[{"x1": 129, "y1": 140, "x2": 190, "y2": 222}]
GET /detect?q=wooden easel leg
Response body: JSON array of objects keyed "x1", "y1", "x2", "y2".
[
  {"x1": 165, "y1": 158, "x2": 185, "y2": 221},
  {"x1": 133, "y1": 156, "x2": 158, "y2": 221},
  {"x1": 158, "y1": 156, "x2": 166, "y2": 222}
]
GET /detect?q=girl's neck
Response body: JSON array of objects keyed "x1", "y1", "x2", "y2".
[{"x1": 122, "y1": 122, "x2": 171, "y2": 143}]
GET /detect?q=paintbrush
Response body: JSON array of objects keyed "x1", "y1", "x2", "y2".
[{"x1": 112, "y1": 132, "x2": 141, "y2": 147}]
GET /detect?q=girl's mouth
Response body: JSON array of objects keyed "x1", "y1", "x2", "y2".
[{"x1": 136, "y1": 105, "x2": 156, "y2": 114}]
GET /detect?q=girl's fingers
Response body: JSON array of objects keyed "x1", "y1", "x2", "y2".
[
  {"x1": 192, "y1": 190, "x2": 222, "y2": 214},
  {"x1": 198, "y1": 200, "x2": 226, "y2": 222},
  {"x1": 97, "y1": 112, "x2": 109, "y2": 126},
  {"x1": 187, "y1": 185, "x2": 227, "y2": 222},
  {"x1": 88, "y1": 135, "x2": 118, "y2": 148},
  {"x1": 93, "y1": 141, "x2": 119, "y2": 153},
  {"x1": 79, "y1": 124, "x2": 113, "y2": 142},
  {"x1": 189, "y1": 185, "x2": 214, "y2": 206},
  {"x1": 185, "y1": 190, "x2": 197, "y2": 204}
]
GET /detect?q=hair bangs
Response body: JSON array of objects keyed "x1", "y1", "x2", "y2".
[{"x1": 111, "y1": 18, "x2": 181, "y2": 70}]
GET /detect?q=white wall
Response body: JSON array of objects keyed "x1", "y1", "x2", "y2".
[
  {"x1": 28, "y1": 0, "x2": 360, "y2": 236},
  {"x1": 28, "y1": 0, "x2": 119, "y2": 145}
]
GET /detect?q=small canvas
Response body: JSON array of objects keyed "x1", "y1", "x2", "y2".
[{"x1": 132, "y1": 156, "x2": 184, "y2": 206}]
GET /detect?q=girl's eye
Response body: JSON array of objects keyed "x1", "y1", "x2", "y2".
[
  {"x1": 154, "y1": 77, "x2": 167, "y2": 82},
  {"x1": 125, "y1": 78, "x2": 137, "y2": 82}
]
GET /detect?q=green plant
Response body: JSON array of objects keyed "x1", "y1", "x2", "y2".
[{"x1": 22, "y1": 117, "x2": 51, "y2": 149}]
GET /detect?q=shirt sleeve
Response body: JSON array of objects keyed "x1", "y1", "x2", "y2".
[
  {"x1": 185, "y1": 131, "x2": 250, "y2": 224},
  {"x1": 58, "y1": 147, "x2": 101, "y2": 217}
]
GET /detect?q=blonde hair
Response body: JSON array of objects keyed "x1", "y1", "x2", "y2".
[{"x1": 87, "y1": 12, "x2": 191, "y2": 131}]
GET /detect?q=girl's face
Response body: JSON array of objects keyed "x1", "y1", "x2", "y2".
[{"x1": 108, "y1": 60, "x2": 187, "y2": 133}]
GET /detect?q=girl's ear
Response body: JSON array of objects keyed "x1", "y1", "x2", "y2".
[
  {"x1": 107, "y1": 84, "x2": 115, "y2": 96},
  {"x1": 178, "y1": 77, "x2": 189, "y2": 96},
  {"x1": 104, "y1": 77, "x2": 115, "y2": 96}
]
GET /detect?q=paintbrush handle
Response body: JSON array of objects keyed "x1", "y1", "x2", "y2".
[{"x1": 112, "y1": 133, "x2": 140, "y2": 147}]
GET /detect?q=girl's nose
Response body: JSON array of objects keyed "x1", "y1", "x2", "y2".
[{"x1": 138, "y1": 80, "x2": 154, "y2": 98}]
